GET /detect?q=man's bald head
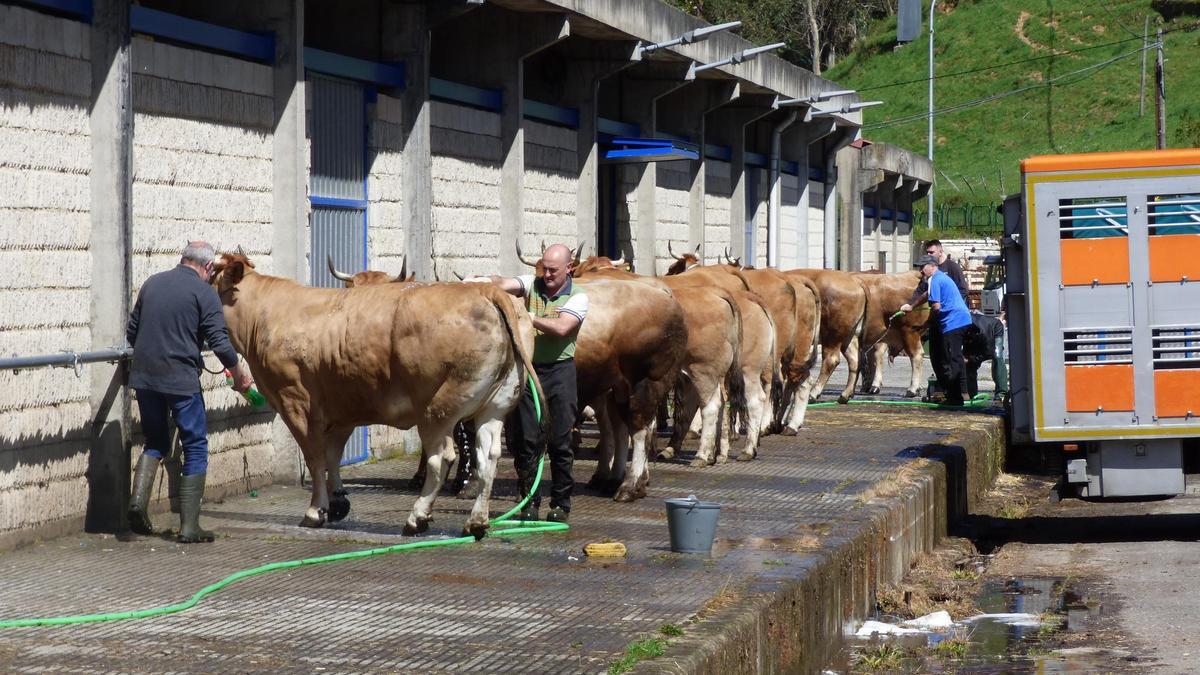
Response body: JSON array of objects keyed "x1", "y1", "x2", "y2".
[{"x1": 542, "y1": 243, "x2": 572, "y2": 266}]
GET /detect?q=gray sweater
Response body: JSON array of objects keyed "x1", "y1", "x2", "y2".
[{"x1": 126, "y1": 265, "x2": 239, "y2": 395}]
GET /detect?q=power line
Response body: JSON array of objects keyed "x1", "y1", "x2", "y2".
[
  {"x1": 1096, "y1": 3, "x2": 1144, "y2": 40},
  {"x1": 863, "y1": 43, "x2": 1153, "y2": 131},
  {"x1": 857, "y1": 18, "x2": 1200, "y2": 94}
]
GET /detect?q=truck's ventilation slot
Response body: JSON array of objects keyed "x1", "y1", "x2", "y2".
[
  {"x1": 1064, "y1": 329, "x2": 1133, "y2": 365},
  {"x1": 1152, "y1": 326, "x2": 1200, "y2": 370},
  {"x1": 1059, "y1": 197, "x2": 1128, "y2": 239},
  {"x1": 1148, "y1": 194, "x2": 1200, "y2": 235}
]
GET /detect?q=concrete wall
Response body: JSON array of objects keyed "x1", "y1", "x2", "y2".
[
  {"x1": 752, "y1": 167, "x2": 768, "y2": 268},
  {"x1": 615, "y1": 164, "x2": 638, "y2": 257},
  {"x1": 807, "y1": 180, "x2": 825, "y2": 268},
  {"x1": 704, "y1": 160, "x2": 732, "y2": 264},
  {"x1": 129, "y1": 37, "x2": 277, "y2": 491},
  {"x1": 430, "y1": 101, "x2": 503, "y2": 280},
  {"x1": 655, "y1": 161, "x2": 691, "y2": 274},
  {"x1": 367, "y1": 93, "x2": 405, "y2": 276},
  {"x1": 0, "y1": 6, "x2": 94, "y2": 539},
  {"x1": 522, "y1": 120, "x2": 578, "y2": 251}
]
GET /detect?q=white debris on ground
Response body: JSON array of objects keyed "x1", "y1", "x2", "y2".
[
  {"x1": 854, "y1": 610, "x2": 1042, "y2": 638},
  {"x1": 964, "y1": 612, "x2": 1042, "y2": 627},
  {"x1": 901, "y1": 610, "x2": 953, "y2": 630}
]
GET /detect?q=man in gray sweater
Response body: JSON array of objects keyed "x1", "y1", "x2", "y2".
[{"x1": 126, "y1": 241, "x2": 252, "y2": 543}]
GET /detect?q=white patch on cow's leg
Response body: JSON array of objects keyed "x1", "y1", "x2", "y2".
[
  {"x1": 616, "y1": 421, "x2": 653, "y2": 502},
  {"x1": 784, "y1": 375, "x2": 814, "y2": 433},
  {"x1": 811, "y1": 348, "x2": 841, "y2": 402},
  {"x1": 737, "y1": 380, "x2": 767, "y2": 461},
  {"x1": 838, "y1": 335, "x2": 861, "y2": 404},
  {"x1": 694, "y1": 386, "x2": 723, "y2": 465},
  {"x1": 405, "y1": 428, "x2": 453, "y2": 535},
  {"x1": 908, "y1": 348, "x2": 925, "y2": 397},
  {"x1": 870, "y1": 344, "x2": 887, "y2": 393},
  {"x1": 464, "y1": 417, "x2": 503, "y2": 539},
  {"x1": 588, "y1": 396, "x2": 615, "y2": 487},
  {"x1": 301, "y1": 451, "x2": 329, "y2": 528}
]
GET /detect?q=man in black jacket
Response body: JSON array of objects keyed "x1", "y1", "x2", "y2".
[
  {"x1": 126, "y1": 241, "x2": 252, "y2": 543},
  {"x1": 963, "y1": 312, "x2": 1008, "y2": 400}
]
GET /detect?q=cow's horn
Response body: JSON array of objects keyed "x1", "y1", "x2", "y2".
[
  {"x1": 541, "y1": 239, "x2": 548, "y2": 254},
  {"x1": 694, "y1": 242, "x2": 702, "y2": 255},
  {"x1": 394, "y1": 256, "x2": 407, "y2": 283},
  {"x1": 610, "y1": 255, "x2": 625, "y2": 267},
  {"x1": 453, "y1": 270, "x2": 465, "y2": 281},
  {"x1": 668, "y1": 241, "x2": 683, "y2": 261},
  {"x1": 515, "y1": 240, "x2": 538, "y2": 267},
  {"x1": 327, "y1": 254, "x2": 354, "y2": 282},
  {"x1": 573, "y1": 240, "x2": 584, "y2": 265}
]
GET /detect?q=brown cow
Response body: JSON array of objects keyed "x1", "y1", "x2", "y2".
[
  {"x1": 854, "y1": 270, "x2": 930, "y2": 398},
  {"x1": 572, "y1": 259, "x2": 744, "y2": 466},
  {"x1": 210, "y1": 253, "x2": 544, "y2": 538},
  {"x1": 783, "y1": 269, "x2": 870, "y2": 404},
  {"x1": 326, "y1": 254, "x2": 414, "y2": 287}
]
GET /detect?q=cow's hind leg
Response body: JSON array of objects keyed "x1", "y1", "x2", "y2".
[
  {"x1": 404, "y1": 424, "x2": 455, "y2": 535},
  {"x1": 838, "y1": 335, "x2": 862, "y2": 404},
  {"x1": 867, "y1": 343, "x2": 886, "y2": 395},
  {"x1": 463, "y1": 417, "x2": 503, "y2": 539},
  {"x1": 664, "y1": 381, "x2": 699, "y2": 461},
  {"x1": 616, "y1": 418, "x2": 654, "y2": 502},
  {"x1": 300, "y1": 442, "x2": 330, "y2": 528},
  {"x1": 737, "y1": 377, "x2": 768, "y2": 462},
  {"x1": 324, "y1": 428, "x2": 354, "y2": 523},
  {"x1": 810, "y1": 346, "x2": 840, "y2": 403},
  {"x1": 907, "y1": 339, "x2": 925, "y2": 398}
]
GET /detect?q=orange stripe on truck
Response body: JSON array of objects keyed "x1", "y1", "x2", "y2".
[
  {"x1": 1154, "y1": 370, "x2": 1200, "y2": 419},
  {"x1": 1059, "y1": 237, "x2": 1130, "y2": 286},
  {"x1": 1065, "y1": 363, "x2": 1134, "y2": 412},
  {"x1": 1022, "y1": 148, "x2": 1200, "y2": 174}
]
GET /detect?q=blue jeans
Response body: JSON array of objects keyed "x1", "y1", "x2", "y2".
[{"x1": 136, "y1": 390, "x2": 209, "y2": 475}]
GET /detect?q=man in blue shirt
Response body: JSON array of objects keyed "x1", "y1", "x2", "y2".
[{"x1": 902, "y1": 255, "x2": 972, "y2": 405}]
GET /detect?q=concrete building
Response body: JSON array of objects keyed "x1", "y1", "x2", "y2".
[{"x1": 0, "y1": 0, "x2": 930, "y2": 548}]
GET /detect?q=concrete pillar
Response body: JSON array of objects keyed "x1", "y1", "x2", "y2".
[
  {"x1": 616, "y1": 61, "x2": 692, "y2": 273},
  {"x1": 782, "y1": 117, "x2": 835, "y2": 269},
  {"x1": 657, "y1": 80, "x2": 738, "y2": 256},
  {"x1": 87, "y1": 0, "x2": 132, "y2": 533},
  {"x1": 559, "y1": 42, "x2": 639, "y2": 249},
  {"x1": 823, "y1": 125, "x2": 859, "y2": 269},
  {"x1": 268, "y1": 0, "x2": 306, "y2": 283},
  {"x1": 837, "y1": 146, "x2": 885, "y2": 273},
  {"x1": 707, "y1": 95, "x2": 776, "y2": 260}
]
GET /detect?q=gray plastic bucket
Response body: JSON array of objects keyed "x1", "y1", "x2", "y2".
[{"x1": 665, "y1": 495, "x2": 721, "y2": 554}]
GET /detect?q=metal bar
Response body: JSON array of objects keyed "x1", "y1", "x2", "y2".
[
  {"x1": 0, "y1": 347, "x2": 132, "y2": 372},
  {"x1": 1061, "y1": 326, "x2": 1134, "y2": 333},
  {"x1": 14, "y1": 0, "x2": 92, "y2": 21},
  {"x1": 1067, "y1": 359, "x2": 1134, "y2": 365},
  {"x1": 305, "y1": 48, "x2": 405, "y2": 88},
  {"x1": 1148, "y1": 197, "x2": 1200, "y2": 206},
  {"x1": 1064, "y1": 348, "x2": 1133, "y2": 356},
  {"x1": 309, "y1": 195, "x2": 369, "y2": 209},
  {"x1": 131, "y1": 6, "x2": 274, "y2": 63},
  {"x1": 429, "y1": 77, "x2": 502, "y2": 111},
  {"x1": 1058, "y1": 215, "x2": 1128, "y2": 222},
  {"x1": 1153, "y1": 346, "x2": 1200, "y2": 353},
  {"x1": 1064, "y1": 337, "x2": 1133, "y2": 344},
  {"x1": 1061, "y1": 201, "x2": 1127, "y2": 210}
]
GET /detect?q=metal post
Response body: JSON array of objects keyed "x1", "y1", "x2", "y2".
[
  {"x1": 927, "y1": 0, "x2": 937, "y2": 231},
  {"x1": 1155, "y1": 28, "x2": 1166, "y2": 150},
  {"x1": 1139, "y1": 15, "x2": 1149, "y2": 118}
]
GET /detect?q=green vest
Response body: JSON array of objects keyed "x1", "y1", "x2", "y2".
[{"x1": 526, "y1": 278, "x2": 583, "y2": 364}]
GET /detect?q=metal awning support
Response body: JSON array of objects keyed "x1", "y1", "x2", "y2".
[
  {"x1": 0, "y1": 347, "x2": 133, "y2": 377},
  {"x1": 689, "y1": 42, "x2": 786, "y2": 77},
  {"x1": 775, "y1": 88, "x2": 857, "y2": 108},
  {"x1": 635, "y1": 20, "x2": 742, "y2": 58},
  {"x1": 601, "y1": 137, "x2": 700, "y2": 164},
  {"x1": 808, "y1": 100, "x2": 884, "y2": 118}
]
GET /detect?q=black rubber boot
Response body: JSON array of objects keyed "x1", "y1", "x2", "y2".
[
  {"x1": 178, "y1": 473, "x2": 215, "y2": 543},
  {"x1": 128, "y1": 454, "x2": 159, "y2": 535}
]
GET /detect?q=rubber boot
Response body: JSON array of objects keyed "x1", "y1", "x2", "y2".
[
  {"x1": 178, "y1": 473, "x2": 215, "y2": 543},
  {"x1": 127, "y1": 454, "x2": 160, "y2": 535},
  {"x1": 992, "y1": 337, "x2": 1009, "y2": 398}
]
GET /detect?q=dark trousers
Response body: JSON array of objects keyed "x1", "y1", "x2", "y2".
[
  {"x1": 136, "y1": 389, "x2": 209, "y2": 475},
  {"x1": 510, "y1": 359, "x2": 577, "y2": 512},
  {"x1": 930, "y1": 326, "x2": 966, "y2": 405}
]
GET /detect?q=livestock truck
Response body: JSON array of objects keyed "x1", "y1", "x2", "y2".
[{"x1": 1003, "y1": 148, "x2": 1200, "y2": 498}]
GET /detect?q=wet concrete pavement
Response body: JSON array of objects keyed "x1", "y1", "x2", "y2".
[{"x1": 0, "y1": 394, "x2": 1004, "y2": 673}]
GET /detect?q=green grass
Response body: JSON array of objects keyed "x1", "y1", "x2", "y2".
[
  {"x1": 659, "y1": 623, "x2": 684, "y2": 637},
  {"x1": 827, "y1": 1, "x2": 1200, "y2": 208},
  {"x1": 608, "y1": 637, "x2": 668, "y2": 674},
  {"x1": 853, "y1": 643, "x2": 908, "y2": 672}
]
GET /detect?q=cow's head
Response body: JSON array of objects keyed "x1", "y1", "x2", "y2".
[
  {"x1": 210, "y1": 248, "x2": 256, "y2": 300},
  {"x1": 327, "y1": 255, "x2": 411, "y2": 287},
  {"x1": 665, "y1": 241, "x2": 703, "y2": 275},
  {"x1": 572, "y1": 254, "x2": 628, "y2": 278}
]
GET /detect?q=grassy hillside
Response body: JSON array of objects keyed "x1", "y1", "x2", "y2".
[{"x1": 826, "y1": 0, "x2": 1200, "y2": 223}]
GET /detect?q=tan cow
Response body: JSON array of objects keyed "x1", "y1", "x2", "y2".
[
  {"x1": 326, "y1": 255, "x2": 414, "y2": 287},
  {"x1": 210, "y1": 253, "x2": 544, "y2": 539},
  {"x1": 571, "y1": 259, "x2": 744, "y2": 466},
  {"x1": 854, "y1": 270, "x2": 931, "y2": 398},
  {"x1": 783, "y1": 269, "x2": 870, "y2": 404},
  {"x1": 665, "y1": 246, "x2": 823, "y2": 434},
  {"x1": 659, "y1": 263, "x2": 777, "y2": 460}
]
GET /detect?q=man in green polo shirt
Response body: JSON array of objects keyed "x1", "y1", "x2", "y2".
[{"x1": 475, "y1": 243, "x2": 588, "y2": 523}]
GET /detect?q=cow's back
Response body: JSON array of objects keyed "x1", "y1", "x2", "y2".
[{"x1": 785, "y1": 269, "x2": 867, "y2": 345}]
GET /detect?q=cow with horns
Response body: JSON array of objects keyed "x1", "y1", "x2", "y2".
[{"x1": 210, "y1": 251, "x2": 544, "y2": 538}]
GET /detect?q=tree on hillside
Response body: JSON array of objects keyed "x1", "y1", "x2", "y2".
[{"x1": 666, "y1": 0, "x2": 895, "y2": 74}]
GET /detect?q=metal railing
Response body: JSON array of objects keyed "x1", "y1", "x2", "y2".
[{"x1": 0, "y1": 348, "x2": 132, "y2": 377}]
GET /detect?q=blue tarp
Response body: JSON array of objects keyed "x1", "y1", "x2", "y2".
[{"x1": 601, "y1": 137, "x2": 700, "y2": 164}]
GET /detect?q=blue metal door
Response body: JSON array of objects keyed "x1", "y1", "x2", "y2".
[{"x1": 308, "y1": 74, "x2": 370, "y2": 465}]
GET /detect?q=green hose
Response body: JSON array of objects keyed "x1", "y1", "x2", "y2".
[{"x1": 0, "y1": 374, "x2": 560, "y2": 629}]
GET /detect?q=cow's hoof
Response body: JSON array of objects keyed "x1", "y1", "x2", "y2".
[
  {"x1": 808, "y1": 395, "x2": 820, "y2": 404},
  {"x1": 781, "y1": 426, "x2": 800, "y2": 436},
  {"x1": 689, "y1": 457, "x2": 711, "y2": 468},
  {"x1": 868, "y1": 387, "x2": 881, "y2": 395},
  {"x1": 613, "y1": 487, "x2": 637, "y2": 503},
  {"x1": 714, "y1": 455, "x2": 729, "y2": 465},
  {"x1": 836, "y1": 395, "x2": 850, "y2": 404},
  {"x1": 402, "y1": 518, "x2": 430, "y2": 536},
  {"x1": 736, "y1": 451, "x2": 756, "y2": 462},
  {"x1": 299, "y1": 508, "x2": 327, "y2": 529},
  {"x1": 463, "y1": 522, "x2": 489, "y2": 541},
  {"x1": 327, "y1": 491, "x2": 351, "y2": 522},
  {"x1": 657, "y1": 447, "x2": 676, "y2": 461},
  {"x1": 684, "y1": 430, "x2": 700, "y2": 440},
  {"x1": 904, "y1": 389, "x2": 919, "y2": 399}
]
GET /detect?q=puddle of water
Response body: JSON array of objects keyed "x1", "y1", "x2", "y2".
[{"x1": 825, "y1": 576, "x2": 1120, "y2": 673}]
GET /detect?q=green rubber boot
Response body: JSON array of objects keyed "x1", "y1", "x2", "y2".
[
  {"x1": 178, "y1": 473, "x2": 215, "y2": 543},
  {"x1": 128, "y1": 454, "x2": 160, "y2": 535}
]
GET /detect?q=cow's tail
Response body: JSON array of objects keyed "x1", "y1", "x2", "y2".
[
  {"x1": 746, "y1": 291, "x2": 782, "y2": 429},
  {"x1": 796, "y1": 275, "x2": 823, "y2": 371},
  {"x1": 479, "y1": 285, "x2": 547, "y2": 417},
  {"x1": 716, "y1": 289, "x2": 746, "y2": 433}
]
